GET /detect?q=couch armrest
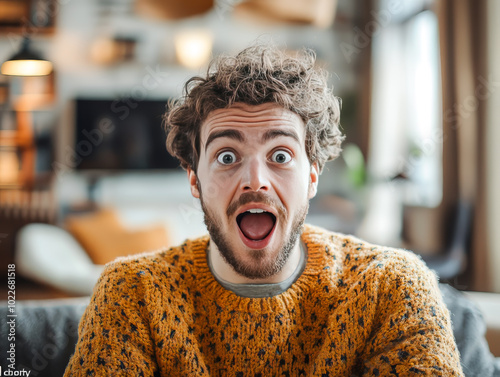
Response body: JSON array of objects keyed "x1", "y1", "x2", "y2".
[
  {"x1": 463, "y1": 291, "x2": 500, "y2": 357},
  {"x1": 0, "y1": 297, "x2": 89, "y2": 376}
]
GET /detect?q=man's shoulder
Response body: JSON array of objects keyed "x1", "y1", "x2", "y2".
[{"x1": 302, "y1": 223, "x2": 431, "y2": 275}]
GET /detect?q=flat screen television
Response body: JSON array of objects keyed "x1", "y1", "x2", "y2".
[{"x1": 74, "y1": 98, "x2": 180, "y2": 171}]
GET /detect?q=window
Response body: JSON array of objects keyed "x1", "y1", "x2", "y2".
[{"x1": 369, "y1": 0, "x2": 442, "y2": 207}]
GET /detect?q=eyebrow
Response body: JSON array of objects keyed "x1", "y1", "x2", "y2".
[
  {"x1": 204, "y1": 127, "x2": 301, "y2": 153},
  {"x1": 262, "y1": 129, "x2": 300, "y2": 144},
  {"x1": 205, "y1": 129, "x2": 245, "y2": 152}
]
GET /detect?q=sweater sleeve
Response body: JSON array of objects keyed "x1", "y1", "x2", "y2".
[
  {"x1": 64, "y1": 261, "x2": 159, "y2": 376},
  {"x1": 359, "y1": 251, "x2": 464, "y2": 376}
]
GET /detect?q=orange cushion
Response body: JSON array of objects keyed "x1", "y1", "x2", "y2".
[{"x1": 65, "y1": 208, "x2": 169, "y2": 265}]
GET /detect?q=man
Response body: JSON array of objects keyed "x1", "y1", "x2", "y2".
[{"x1": 65, "y1": 44, "x2": 464, "y2": 376}]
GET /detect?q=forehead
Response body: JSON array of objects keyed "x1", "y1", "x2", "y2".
[{"x1": 200, "y1": 103, "x2": 305, "y2": 147}]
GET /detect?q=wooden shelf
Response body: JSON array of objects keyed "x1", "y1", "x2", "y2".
[
  {"x1": 0, "y1": 0, "x2": 57, "y2": 35},
  {"x1": 0, "y1": 111, "x2": 36, "y2": 188},
  {"x1": 0, "y1": 130, "x2": 33, "y2": 147}
]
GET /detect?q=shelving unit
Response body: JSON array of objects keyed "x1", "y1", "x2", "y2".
[
  {"x1": 0, "y1": 111, "x2": 36, "y2": 189},
  {"x1": 0, "y1": 74, "x2": 57, "y2": 275}
]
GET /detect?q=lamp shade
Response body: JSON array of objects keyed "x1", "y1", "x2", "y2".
[{"x1": 1, "y1": 38, "x2": 53, "y2": 76}]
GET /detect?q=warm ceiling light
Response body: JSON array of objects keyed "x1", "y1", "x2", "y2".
[
  {"x1": 235, "y1": 0, "x2": 337, "y2": 29},
  {"x1": 1, "y1": 37, "x2": 53, "y2": 77},
  {"x1": 174, "y1": 30, "x2": 213, "y2": 69},
  {"x1": 135, "y1": 0, "x2": 214, "y2": 20}
]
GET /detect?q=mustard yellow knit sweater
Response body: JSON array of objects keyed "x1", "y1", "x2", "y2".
[{"x1": 64, "y1": 225, "x2": 464, "y2": 376}]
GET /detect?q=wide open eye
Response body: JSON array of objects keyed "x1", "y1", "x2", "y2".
[
  {"x1": 271, "y1": 150, "x2": 292, "y2": 164},
  {"x1": 217, "y1": 151, "x2": 237, "y2": 165}
]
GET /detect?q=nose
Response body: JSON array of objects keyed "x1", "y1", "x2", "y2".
[{"x1": 240, "y1": 157, "x2": 270, "y2": 192}]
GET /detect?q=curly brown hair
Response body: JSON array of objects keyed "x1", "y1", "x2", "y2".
[{"x1": 164, "y1": 43, "x2": 344, "y2": 173}]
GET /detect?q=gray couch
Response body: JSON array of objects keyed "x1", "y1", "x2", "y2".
[
  {"x1": 0, "y1": 297, "x2": 89, "y2": 377},
  {"x1": 1, "y1": 285, "x2": 499, "y2": 377}
]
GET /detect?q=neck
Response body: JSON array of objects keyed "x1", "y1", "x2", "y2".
[{"x1": 208, "y1": 240, "x2": 303, "y2": 284}]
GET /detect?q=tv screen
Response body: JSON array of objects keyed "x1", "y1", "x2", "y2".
[{"x1": 74, "y1": 98, "x2": 180, "y2": 171}]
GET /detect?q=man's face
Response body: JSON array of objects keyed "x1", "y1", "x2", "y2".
[{"x1": 188, "y1": 102, "x2": 318, "y2": 280}]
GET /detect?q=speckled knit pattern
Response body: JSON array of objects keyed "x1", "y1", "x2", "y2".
[{"x1": 64, "y1": 224, "x2": 464, "y2": 376}]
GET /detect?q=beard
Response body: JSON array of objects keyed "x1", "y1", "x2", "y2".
[{"x1": 198, "y1": 182, "x2": 309, "y2": 280}]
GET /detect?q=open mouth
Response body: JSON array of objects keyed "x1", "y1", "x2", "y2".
[{"x1": 236, "y1": 209, "x2": 277, "y2": 242}]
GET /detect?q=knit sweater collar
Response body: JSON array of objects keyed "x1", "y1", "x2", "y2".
[
  {"x1": 190, "y1": 224, "x2": 330, "y2": 314},
  {"x1": 207, "y1": 241, "x2": 308, "y2": 298}
]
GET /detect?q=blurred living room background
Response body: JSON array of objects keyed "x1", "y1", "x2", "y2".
[{"x1": 0, "y1": 0, "x2": 499, "y2": 300}]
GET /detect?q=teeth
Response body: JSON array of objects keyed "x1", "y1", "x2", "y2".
[{"x1": 248, "y1": 209, "x2": 266, "y2": 213}]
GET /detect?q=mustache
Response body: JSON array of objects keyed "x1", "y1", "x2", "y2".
[{"x1": 226, "y1": 191, "x2": 286, "y2": 218}]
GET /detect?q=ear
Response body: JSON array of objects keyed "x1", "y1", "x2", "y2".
[
  {"x1": 308, "y1": 162, "x2": 319, "y2": 199},
  {"x1": 187, "y1": 168, "x2": 200, "y2": 198}
]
